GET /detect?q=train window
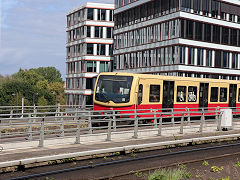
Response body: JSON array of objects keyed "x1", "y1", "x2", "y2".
[
  {"x1": 210, "y1": 87, "x2": 218, "y2": 102},
  {"x1": 220, "y1": 88, "x2": 227, "y2": 102},
  {"x1": 138, "y1": 84, "x2": 143, "y2": 105},
  {"x1": 188, "y1": 86, "x2": 197, "y2": 102},
  {"x1": 177, "y1": 86, "x2": 186, "y2": 102},
  {"x1": 238, "y1": 88, "x2": 240, "y2": 102},
  {"x1": 149, "y1": 85, "x2": 160, "y2": 102}
]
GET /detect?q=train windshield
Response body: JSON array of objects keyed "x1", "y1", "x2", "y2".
[{"x1": 95, "y1": 75, "x2": 133, "y2": 103}]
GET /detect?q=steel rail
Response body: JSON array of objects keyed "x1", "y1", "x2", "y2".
[
  {"x1": 8, "y1": 141, "x2": 240, "y2": 180},
  {"x1": 98, "y1": 151, "x2": 240, "y2": 180}
]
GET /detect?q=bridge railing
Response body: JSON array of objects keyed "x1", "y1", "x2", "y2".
[{"x1": 0, "y1": 106, "x2": 238, "y2": 148}]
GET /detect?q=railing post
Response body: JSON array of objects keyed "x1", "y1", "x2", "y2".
[
  {"x1": 28, "y1": 114, "x2": 32, "y2": 140},
  {"x1": 33, "y1": 105, "x2": 37, "y2": 123},
  {"x1": 75, "y1": 120, "x2": 81, "y2": 144},
  {"x1": 217, "y1": 111, "x2": 222, "y2": 131},
  {"x1": 187, "y1": 108, "x2": 191, "y2": 125},
  {"x1": 132, "y1": 109, "x2": 138, "y2": 139},
  {"x1": 113, "y1": 111, "x2": 116, "y2": 131},
  {"x1": 171, "y1": 109, "x2": 174, "y2": 126},
  {"x1": 199, "y1": 112, "x2": 204, "y2": 134},
  {"x1": 60, "y1": 112, "x2": 64, "y2": 137},
  {"x1": 157, "y1": 114, "x2": 162, "y2": 136},
  {"x1": 38, "y1": 118, "x2": 45, "y2": 148},
  {"x1": 9, "y1": 109, "x2": 13, "y2": 125},
  {"x1": 88, "y1": 111, "x2": 93, "y2": 134},
  {"x1": 106, "y1": 118, "x2": 112, "y2": 141},
  {"x1": 180, "y1": 113, "x2": 184, "y2": 134},
  {"x1": 201, "y1": 108, "x2": 205, "y2": 126},
  {"x1": 154, "y1": 110, "x2": 157, "y2": 128}
]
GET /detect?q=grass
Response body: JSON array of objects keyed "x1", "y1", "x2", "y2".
[{"x1": 148, "y1": 168, "x2": 192, "y2": 180}]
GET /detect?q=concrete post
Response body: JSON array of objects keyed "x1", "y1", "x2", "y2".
[
  {"x1": 157, "y1": 114, "x2": 162, "y2": 136},
  {"x1": 187, "y1": 108, "x2": 191, "y2": 125},
  {"x1": 171, "y1": 109, "x2": 174, "y2": 126},
  {"x1": 180, "y1": 114, "x2": 184, "y2": 134},
  {"x1": 154, "y1": 110, "x2": 157, "y2": 128},
  {"x1": 88, "y1": 111, "x2": 93, "y2": 134},
  {"x1": 28, "y1": 114, "x2": 32, "y2": 141},
  {"x1": 106, "y1": 118, "x2": 112, "y2": 141},
  {"x1": 132, "y1": 111, "x2": 138, "y2": 139},
  {"x1": 199, "y1": 112, "x2": 204, "y2": 134},
  {"x1": 75, "y1": 120, "x2": 81, "y2": 144},
  {"x1": 112, "y1": 111, "x2": 116, "y2": 132},
  {"x1": 38, "y1": 118, "x2": 45, "y2": 148},
  {"x1": 60, "y1": 112, "x2": 64, "y2": 137},
  {"x1": 217, "y1": 112, "x2": 222, "y2": 131}
]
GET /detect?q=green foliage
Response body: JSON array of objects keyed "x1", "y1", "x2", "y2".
[
  {"x1": 202, "y1": 160, "x2": 209, "y2": 166},
  {"x1": 234, "y1": 161, "x2": 240, "y2": 167},
  {"x1": 31, "y1": 67, "x2": 62, "y2": 83},
  {"x1": 217, "y1": 177, "x2": 229, "y2": 180},
  {"x1": 0, "y1": 67, "x2": 65, "y2": 106},
  {"x1": 148, "y1": 168, "x2": 191, "y2": 180},
  {"x1": 211, "y1": 166, "x2": 224, "y2": 173}
]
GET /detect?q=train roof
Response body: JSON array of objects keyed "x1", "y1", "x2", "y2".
[{"x1": 98, "y1": 72, "x2": 240, "y2": 84}]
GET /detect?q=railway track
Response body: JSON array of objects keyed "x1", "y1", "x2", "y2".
[{"x1": 5, "y1": 140, "x2": 240, "y2": 180}]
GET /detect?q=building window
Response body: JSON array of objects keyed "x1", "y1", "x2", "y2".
[
  {"x1": 98, "y1": 9, "x2": 106, "y2": 21},
  {"x1": 202, "y1": 0, "x2": 210, "y2": 16},
  {"x1": 87, "y1": 26, "x2": 91, "y2": 37},
  {"x1": 181, "y1": 0, "x2": 191, "y2": 12},
  {"x1": 86, "y1": 78, "x2": 93, "y2": 89},
  {"x1": 97, "y1": 44, "x2": 106, "y2": 55},
  {"x1": 87, "y1": 44, "x2": 94, "y2": 55},
  {"x1": 87, "y1": 8, "x2": 94, "y2": 20},
  {"x1": 232, "y1": 53, "x2": 238, "y2": 69},
  {"x1": 100, "y1": 61, "x2": 109, "y2": 72},
  {"x1": 149, "y1": 85, "x2": 160, "y2": 102},
  {"x1": 206, "y1": 50, "x2": 212, "y2": 67},
  {"x1": 195, "y1": 22, "x2": 202, "y2": 40},
  {"x1": 186, "y1": 20, "x2": 193, "y2": 39},
  {"x1": 222, "y1": 27, "x2": 229, "y2": 45},
  {"x1": 193, "y1": 0, "x2": 201, "y2": 14},
  {"x1": 86, "y1": 61, "x2": 96, "y2": 72},
  {"x1": 223, "y1": 52, "x2": 229, "y2": 68},
  {"x1": 213, "y1": 25, "x2": 220, "y2": 43},
  {"x1": 215, "y1": 50, "x2": 222, "y2": 68},
  {"x1": 109, "y1": 10, "x2": 113, "y2": 21},
  {"x1": 197, "y1": 48, "x2": 203, "y2": 66},
  {"x1": 212, "y1": 0, "x2": 219, "y2": 18},
  {"x1": 204, "y1": 24, "x2": 211, "y2": 42},
  {"x1": 107, "y1": 27, "x2": 112, "y2": 38},
  {"x1": 230, "y1": 29, "x2": 237, "y2": 46},
  {"x1": 95, "y1": 26, "x2": 103, "y2": 38},
  {"x1": 188, "y1": 47, "x2": 195, "y2": 65}
]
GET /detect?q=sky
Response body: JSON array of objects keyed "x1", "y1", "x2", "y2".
[{"x1": 0, "y1": 0, "x2": 113, "y2": 79}]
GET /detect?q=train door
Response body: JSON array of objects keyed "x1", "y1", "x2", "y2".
[
  {"x1": 229, "y1": 84, "x2": 237, "y2": 108},
  {"x1": 162, "y1": 81, "x2": 174, "y2": 109},
  {"x1": 199, "y1": 83, "x2": 209, "y2": 108}
]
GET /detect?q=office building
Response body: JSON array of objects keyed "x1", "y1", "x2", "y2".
[
  {"x1": 113, "y1": 0, "x2": 240, "y2": 80},
  {"x1": 66, "y1": 3, "x2": 114, "y2": 106}
]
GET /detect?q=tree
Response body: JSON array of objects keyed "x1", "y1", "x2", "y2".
[
  {"x1": 37, "y1": 96, "x2": 48, "y2": 106},
  {"x1": 31, "y1": 67, "x2": 62, "y2": 83}
]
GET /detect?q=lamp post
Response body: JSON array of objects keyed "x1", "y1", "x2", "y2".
[{"x1": 33, "y1": 93, "x2": 38, "y2": 106}]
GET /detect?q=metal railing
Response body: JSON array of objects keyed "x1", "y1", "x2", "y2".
[{"x1": 0, "y1": 106, "x2": 239, "y2": 148}]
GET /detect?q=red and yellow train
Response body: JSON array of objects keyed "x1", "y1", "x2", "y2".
[{"x1": 93, "y1": 72, "x2": 240, "y2": 117}]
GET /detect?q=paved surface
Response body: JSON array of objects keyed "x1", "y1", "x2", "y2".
[{"x1": 0, "y1": 121, "x2": 240, "y2": 165}]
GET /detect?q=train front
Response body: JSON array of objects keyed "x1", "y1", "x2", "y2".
[{"x1": 93, "y1": 73, "x2": 136, "y2": 115}]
